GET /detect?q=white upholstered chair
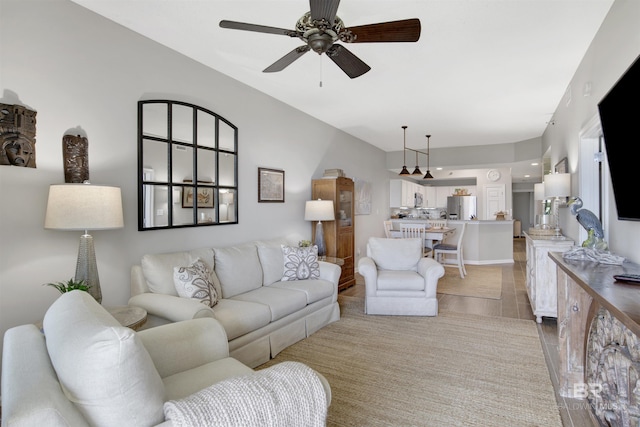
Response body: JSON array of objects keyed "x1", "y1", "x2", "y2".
[
  {"x1": 434, "y1": 222, "x2": 467, "y2": 278},
  {"x1": 400, "y1": 223, "x2": 431, "y2": 257},
  {"x1": 358, "y1": 237, "x2": 445, "y2": 316}
]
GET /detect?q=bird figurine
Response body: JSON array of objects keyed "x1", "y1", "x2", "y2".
[{"x1": 567, "y1": 196, "x2": 608, "y2": 250}]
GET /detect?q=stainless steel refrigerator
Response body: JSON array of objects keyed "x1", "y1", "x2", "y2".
[{"x1": 447, "y1": 196, "x2": 477, "y2": 220}]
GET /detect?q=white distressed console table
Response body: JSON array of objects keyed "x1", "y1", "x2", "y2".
[{"x1": 550, "y1": 252, "x2": 640, "y2": 426}]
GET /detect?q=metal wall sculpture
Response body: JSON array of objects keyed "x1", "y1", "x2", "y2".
[
  {"x1": 0, "y1": 103, "x2": 37, "y2": 168},
  {"x1": 62, "y1": 134, "x2": 89, "y2": 183}
]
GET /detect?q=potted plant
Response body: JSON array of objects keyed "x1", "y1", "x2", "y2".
[{"x1": 44, "y1": 278, "x2": 91, "y2": 293}]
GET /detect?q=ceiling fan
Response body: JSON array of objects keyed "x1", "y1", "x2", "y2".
[{"x1": 219, "y1": 0, "x2": 421, "y2": 79}]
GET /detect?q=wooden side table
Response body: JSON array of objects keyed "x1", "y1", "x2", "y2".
[{"x1": 106, "y1": 306, "x2": 148, "y2": 330}]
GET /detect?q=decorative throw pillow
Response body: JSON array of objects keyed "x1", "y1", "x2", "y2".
[
  {"x1": 281, "y1": 245, "x2": 320, "y2": 281},
  {"x1": 173, "y1": 259, "x2": 219, "y2": 307}
]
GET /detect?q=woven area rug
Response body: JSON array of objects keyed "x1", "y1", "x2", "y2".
[
  {"x1": 260, "y1": 296, "x2": 562, "y2": 427},
  {"x1": 437, "y1": 264, "x2": 502, "y2": 299}
]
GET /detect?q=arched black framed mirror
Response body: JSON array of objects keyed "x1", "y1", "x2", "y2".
[{"x1": 138, "y1": 100, "x2": 238, "y2": 230}]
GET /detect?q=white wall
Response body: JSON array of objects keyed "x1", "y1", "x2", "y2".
[
  {"x1": 541, "y1": 0, "x2": 640, "y2": 263},
  {"x1": 0, "y1": 0, "x2": 389, "y2": 366}
]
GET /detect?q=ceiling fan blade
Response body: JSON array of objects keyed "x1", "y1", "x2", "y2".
[
  {"x1": 309, "y1": 0, "x2": 340, "y2": 24},
  {"x1": 326, "y1": 44, "x2": 371, "y2": 79},
  {"x1": 220, "y1": 20, "x2": 297, "y2": 37},
  {"x1": 263, "y1": 45, "x2": 311, "y2": 73},
  {"x1": 344, "y1": 18, "x2": 421, "y2": 43}
]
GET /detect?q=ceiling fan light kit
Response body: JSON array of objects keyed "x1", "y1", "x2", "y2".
[{"x1": 220, "y1": 0, "x2": 420, "y2": 79}]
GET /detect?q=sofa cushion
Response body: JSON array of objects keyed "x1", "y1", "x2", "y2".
[
  {"x1": 142, "y1": 248, "x2": 218, "y2": 296},
  {"x1": 173, "y1": 258, "x2": 219, "y2": 307},
  {"x1": 230, "y1": 287, "x2": 307, "y2": 322},
  {"x1": 43, "y1": 291, "x2": 165, "y2": 427},
  {"x1": 270, "y1": 279, "x2": 334, "y2": 305},
  {"x1": 281, "y1": 245, "x2": 320, "y2": 281},
  {"x1": 256, "y1": 237, "x2": 290, "y2": 286},
  {"x1": 367, "y1": 237, "x2": 422, "y2": 271},
  {"x1": 214, "y1": 243, "x2": 263, "y2": 298},
  {"x1": 210, "y1": 299, "x2": 272, "y2": 340}
]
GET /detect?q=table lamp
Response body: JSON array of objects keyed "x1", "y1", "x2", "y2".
[
  {"x1": 221, "y1": 191, "x2": 234, "y2": 221},
  {"x1": 304, "y1": 199, "x2": 335, "y2": 257},
  {"x1": 533, "y1": 182, "x2": 549, "y2": 228},
  {"x1": 543, "y1": 173, "x2": 570, "y2": 236},
  {"x1": 44, "y1": 183, "x2": 124, "y2": 303}
]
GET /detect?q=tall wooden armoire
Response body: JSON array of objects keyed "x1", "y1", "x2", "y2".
[{"x1": 311, "y1": 177, "x2": 355, "y2": 291}]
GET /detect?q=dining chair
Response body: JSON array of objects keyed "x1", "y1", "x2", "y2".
[
  {"x1": 400, "y1": 223, "x2": 431, "y2": 257},
  {"x1": 383, "y1": 220, "x2": 394, "y2": 238},
  {"x1": 433, "y1": 222, "x2": 467, "y2": 278}
]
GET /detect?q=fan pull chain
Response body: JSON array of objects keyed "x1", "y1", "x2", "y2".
[{"x1": 319, "y1": 54, "x2": 323, "y2": 88}]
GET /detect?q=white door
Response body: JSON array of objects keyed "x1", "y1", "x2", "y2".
[{"x1": 485, "y1": 184, "x2": 505, "y2": 220}]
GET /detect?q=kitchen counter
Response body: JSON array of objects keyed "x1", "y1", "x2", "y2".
[{"x1": 389, "y1": 219, "x2": 514, "y2": 264}]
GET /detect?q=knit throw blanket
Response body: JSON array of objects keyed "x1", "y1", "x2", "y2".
[{"x1": 163, "y1": 361, "x2": 327, "y2": 427}]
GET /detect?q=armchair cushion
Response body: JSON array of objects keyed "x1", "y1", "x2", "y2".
[
  {"x1": 367, "y1": 237, "x2": 422, "y2": 270},
  {"x1": 43, "y1": 291, "x2": 165, "y2": 427},
  {"x1": 377, "y1": 270, "x2": 426, "y2": 291}
]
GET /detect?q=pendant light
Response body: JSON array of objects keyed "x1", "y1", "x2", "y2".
[
  {"x1": 411, "y1": 148, "x2": 423, "y2": 176},
  {"x1": 423, "y1": 134, "x2": 434, "y2": 179},
  {"x1": 399, "y1": 125, "x2": 410, "y2": 175}
]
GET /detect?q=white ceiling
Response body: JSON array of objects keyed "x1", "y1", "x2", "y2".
[{"x1": 70, "y1": 0, "x2": 614, "y2": 181}]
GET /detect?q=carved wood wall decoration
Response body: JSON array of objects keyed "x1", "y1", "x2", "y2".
[
  {"x1": 62, "y1": 134, "x2": 89, "y2": 183},
  {"x1": 0, "y1": 103, "x2": 37, "y2": 168},
  {"x1": 587, "y1": 306, "x2": 640, "y2": 427}
]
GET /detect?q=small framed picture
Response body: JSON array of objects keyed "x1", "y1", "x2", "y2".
[
  {"x1": 258, "y1": 167, "x2": 285, "y2": 203},
  {"x1": 555, "y1": 157, "x2": 568, "y2": 174},
  {"x1": 182, "y1": 183, "x2": 214, "y2": 208}
]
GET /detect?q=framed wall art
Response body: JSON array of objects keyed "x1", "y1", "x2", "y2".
[
  {"x1": 555, "y1": 157, "x2": 568, "y2": 174},
  {"x1": 258, "y1": 167, "x2": 285, "y2": 203},
  {"x1": 182, "y1": 184, "x2": 214, "y2": 208}
]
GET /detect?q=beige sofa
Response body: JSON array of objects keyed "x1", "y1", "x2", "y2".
[
  {"x1": 129, "y1": 237, "x2": 341, "y2": 367},
  {"x1": 1, "y1": 291, "x2": 330, "y2": 427}
]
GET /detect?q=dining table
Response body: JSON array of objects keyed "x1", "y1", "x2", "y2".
[{"x1": 390, "y1": 226, "x2": 456, "y2": 255}]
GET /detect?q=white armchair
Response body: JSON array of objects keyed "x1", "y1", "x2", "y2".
[
  {"x1": 358, "y1": 237, "x2": 445, "y2": 316},
  {"x1": 1, "y1": 291, "x2": 330, "y2": 427}
]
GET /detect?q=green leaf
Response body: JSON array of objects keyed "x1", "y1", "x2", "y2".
[{"x1": 44, "y1": 278, "x2": 91, "y2": 293}]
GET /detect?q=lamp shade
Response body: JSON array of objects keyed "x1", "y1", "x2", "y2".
[
  {"x1": 45, "y1": 184, "x2": 124, "y2": 230},
  {"x1": 543, "y1": 173, "x2": 570, "y2": 198},
  {"x1": 304, "y1": 199, "x2": 335, "y2": 221},
  {"x1": 534, "y1": 183, "x2": 545, "y2": 201},
  {"x1": 221, "y1": 192, "x2": 234, "y2": 204}
]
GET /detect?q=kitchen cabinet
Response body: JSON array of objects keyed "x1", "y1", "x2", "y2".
[
  {"x1": 390, "y1": 179, "x2": 424, "y2": 208},
  {"x1": 312, "y1": 177, "x2": 355, "y2": 290},
  {"x1": 524, "y1": 232, "x2": 574, "y2": 323},
  {"x1": 424, "y1": 186, "x2": 436, "y2": 207},
  {"x1": 435, "y1": 187, "x2": 451, "y2": 208}
]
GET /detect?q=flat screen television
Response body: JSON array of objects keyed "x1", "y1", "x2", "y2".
[{"x1": 597, "y1": 54, "x2": 640, "y2": 221}]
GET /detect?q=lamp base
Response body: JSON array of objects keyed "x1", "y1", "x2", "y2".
[
  {"x1": 75, "y1": 233, "x2": 102, "y2": 303},
  {"x1": 314, "y1": 221, "x2": 326, "y2": 258}
]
